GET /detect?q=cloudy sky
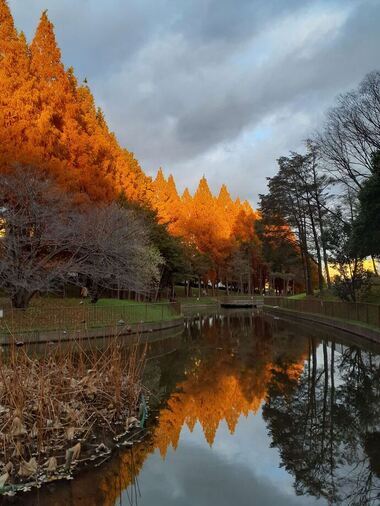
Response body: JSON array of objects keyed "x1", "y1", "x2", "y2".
[{"x1": 9, "y1": 0, "x2": 380, "y2": 205}]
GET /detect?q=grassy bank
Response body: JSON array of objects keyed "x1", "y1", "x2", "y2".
[
  {"x1": 0, "y1": 297, "x2": 180, "y2": 335},
  {"x1": 287, "y1": 284, "x2": 380, "y2": 304},
  {"x1": 265, "y1": 304, "x2": 380, "y2": 338}
]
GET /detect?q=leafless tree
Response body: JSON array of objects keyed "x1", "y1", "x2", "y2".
[
  {"x1": 0, "y1": 167, "x2": 79, "y2": 308},
  {"x1": 72, "y1": 204, "x2": 162, "y2": 302},
  {"x1": 0, "y1": 167, "x2": 162, "y2": 308},
  {"x1": 317, "y1": 71, "x2": 380, "y2": 192}
]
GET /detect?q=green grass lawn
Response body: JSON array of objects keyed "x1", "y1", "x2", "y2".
[
  {"x1": 288, "y1": 291, "x2": 339, "y2": 301},
  {"x1": 0, "y1": 296, "x2": 180, "y2": 334},
  {"x1": 288, "y1": 286, "x2": 380, "y2": 304},
  {"x1": 288, "y1": 293, "x2": 307, "y2": 300}
]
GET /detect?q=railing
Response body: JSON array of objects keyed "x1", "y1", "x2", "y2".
[
  {"x1": 263, "y1": 296, "x2": 380, "y2": 329},
  {"x1": 0, "y1": 302, "x2": 182, "y2": 337}
]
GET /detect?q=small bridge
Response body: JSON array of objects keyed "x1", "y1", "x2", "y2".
[{"x1": 219, "y1": 297, "x2": 263, "y2": 309}]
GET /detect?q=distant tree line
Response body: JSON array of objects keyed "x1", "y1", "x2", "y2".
[{"x1": 259, "y1": 70, "x2": 380, "y2": 301}]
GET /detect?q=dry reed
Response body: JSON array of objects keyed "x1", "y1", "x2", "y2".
[{"x1": 0, "y1": 336, "x2": 147, "y2": 495}]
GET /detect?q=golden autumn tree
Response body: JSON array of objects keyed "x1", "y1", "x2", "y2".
[
  {"x1": 217, "y1": 184, "x2": 235, "y2": 234},
  {"x1": 181, "y1": 187, "x2": 192, "y2": 211},
  {"x1": 0, "y1": 4, "x2": 151, "y2": 204},
  {"x1": 188, "y1": 177, "x2": 224, "y2": 254},
  {"x1": 28, "y1": 11, "x2": 152, "y2": 203},
  {"x1": 148, "y1": 168, "x2": 264, "y2": 292},
  {"x1": 150, "y1": 168, "x2": 182, "y2": 230},
  {"x1": 29, "y1": 11, "x2": 73, "y2": 173},
  {"x1": 0, "y1": 0, "x2": 34, "y2": 167}
]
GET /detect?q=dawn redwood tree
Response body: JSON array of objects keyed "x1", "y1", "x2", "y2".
[
  {"x1": 0, "y1": 0, "x2": 34, "y2": 167},
  {"x1": 0, "y1": 3, "x2": 152, "y2": 205},
  {"x1": 150, "y1": 169, "x2": 182, "y2": 232},
  {"x1": 29, "y1": 9, "x2": 74, "y2": 165}
]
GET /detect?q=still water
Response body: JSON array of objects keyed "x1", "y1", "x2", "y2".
[{"x1": 10, "y1": 310, "x2": 380, "y2": 505}]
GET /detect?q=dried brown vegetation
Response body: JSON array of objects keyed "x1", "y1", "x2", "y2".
[{"x1": 0, "y1": 337, "x2": 146, "y2": 495}]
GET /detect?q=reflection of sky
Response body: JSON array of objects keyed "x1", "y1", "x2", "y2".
[{"x1": 120, "y1": 408, "x2": 326, "y2": 505}]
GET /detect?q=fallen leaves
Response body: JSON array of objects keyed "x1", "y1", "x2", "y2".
[
  {"x1": 10, "y1": 417, "x2": 27, "y2": 437},
  {"x1": 0, "y1": 473, "x2": 9, "y2": 488},
  {"x1": 19, "y1": 458, "x2": 37, "y2": 478},
  {"x1": 0, "y1": 339, "x2": 146, "y2": 494},
  {"x1": 46, "y1": 456, "x2": 57, "y2": 473}
]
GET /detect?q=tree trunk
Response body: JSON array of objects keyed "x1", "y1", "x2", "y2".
[
  {"x1": 313, "y1": 164, "x2": 331, "y2": 289},
  {"x1": 305, "y1": 253, "x2": 314, "y2": 296},
  {"x1": 371, "y1": 255, "x2": 378, "y2": 276},
  {"x1": 89, "y1": 283, "x2": 100, "y2": 304},
  {"x1": 309, "y1": 210, "x2": 324, "y2": 293},
  {"x1": 11, "y1": 289, "x2": 34, "y2": 309}
]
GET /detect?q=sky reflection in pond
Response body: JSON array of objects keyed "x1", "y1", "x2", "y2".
[{"x1": 126, "y1": 413, "x2": 324, "y2": 506}]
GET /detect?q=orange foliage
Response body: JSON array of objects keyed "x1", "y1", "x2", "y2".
[
  {"x1": 150, "y1": 169, "x2": 259, "y2": 273},
  {"x1": 0, "y1": 2, "x2": 152, "y2": 204},
  {"x1": 153, "y1": 338, "x2": 308, "y2": 457}
]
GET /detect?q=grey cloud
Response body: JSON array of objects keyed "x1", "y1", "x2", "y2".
[
  {"x1": 11, "y1": 0, "x2": 170, "y2": 77},
  {"x1": 122, "y1": 442, "x2": 318, "y2": 506},
  {"x1": 9, "y1": 0, "x2": 380, "y2": 205}
]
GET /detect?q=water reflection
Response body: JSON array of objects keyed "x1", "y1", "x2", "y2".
[
  {"x1": 10, "y1": 311, "x2": 380, "y2": 505},
  {"x1": 264, "y1": 339, "x2": 380, "y2": 505}
]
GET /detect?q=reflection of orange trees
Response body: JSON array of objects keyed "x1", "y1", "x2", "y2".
[
  {"x1": 154, "y1": 370, "x2": 270, "y2": 455},
  {"x1": 95, "y1": 442, "x2": 154, "y2": 506},
  {"x1": 37, "y1": 355, "x2": 308, "y2": 506},
  {"x1": 22, "y1": 437, "x2": 154, "y2": 506},
  {"x1": 153, "y1": 344, "x2": 307, "y2": 457}
]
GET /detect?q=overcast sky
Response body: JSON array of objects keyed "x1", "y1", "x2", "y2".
[{"x1": 9, "y1": 0, "x2": 380, "y2": 205}]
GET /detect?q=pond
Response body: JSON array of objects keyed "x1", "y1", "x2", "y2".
[{"x1": 8, "y1": 310, "x2": 380, "y2": 505}]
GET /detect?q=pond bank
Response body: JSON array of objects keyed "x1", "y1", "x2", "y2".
[
  {"x1": 0, "y1": 316, "x2": 184, "y2": 346},
  {"x1": 264, "y1": 304, "x2": 380, "y2": 344}
]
